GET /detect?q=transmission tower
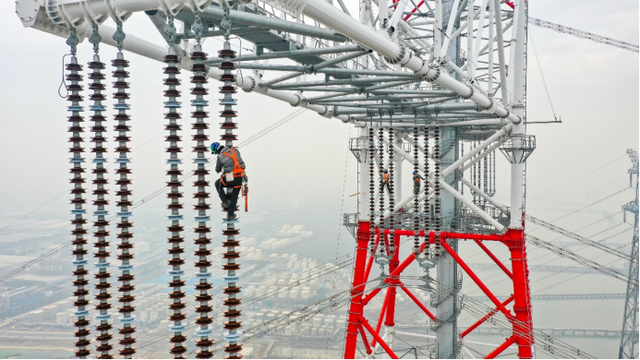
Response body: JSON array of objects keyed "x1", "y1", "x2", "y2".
[{"x1": 620, "y1": 149, "x2": 639, "y2": 359}]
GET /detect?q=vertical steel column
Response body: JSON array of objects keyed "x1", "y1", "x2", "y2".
[
  {"x1": 111, "y1": 23, "x2": 136, "y2": 358},
  {"x1": 504, "y1": 230, "x2": 533, "y2": 358},
  {"x1": 163, "y1": 43, "x2": 188, "y2": 358},
  {"x1": 66, "y1": 27, "x2": 91, "y2": 359},
  {"x1": 191, "y1": 34, "x2": 215, "y2": 357},
  {"x1": 87, "y1": 25, "x2": 114, "y2": 358},
  {"x1": 343, "y1": 221, "x2": 371, "y2": 358}
]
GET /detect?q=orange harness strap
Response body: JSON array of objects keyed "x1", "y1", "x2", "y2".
[{"x1": 222, "y1": 148, "x2": 245, "y2": 178}]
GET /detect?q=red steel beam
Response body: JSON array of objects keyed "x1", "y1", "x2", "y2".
[
  {"x1": 485, "y1": 336, "x2": 516, "y2": 359},
  {"x1": 362, "y1": 318, "x2": 399, "y2": 359},
  {"x1": 460, "y1": 295, "x2": 514, "y2": 338},
  {"x1": 474, "y1": 239, "x2": 513, "y2": 279},
  {"x1": 399, "y1": 283, "x2": 436, "y2": 321}
]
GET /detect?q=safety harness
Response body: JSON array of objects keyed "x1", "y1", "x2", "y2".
[{"x1": 221, "y1": 147, "x2": 245, "y2": 188}]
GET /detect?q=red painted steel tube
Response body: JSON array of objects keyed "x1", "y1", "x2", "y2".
[
  {"x1": 399, "y1": 284, "x2": 436, "y2": 321},
  {"x1": 374, "y1": 228, "x2": 505, "y2": 242},
  {"x1": 364, "y1": 234, "x2": 380, "y2": 286},
  {"x1": 439, "y1": 240, "x2": 514, "y2": 319},
  {"x1": 343, "y1": 221, "x2": 371, "y2": 359},
  {"x1": 403, "y1": 0, "x2": 424, "y2": 21},
  {"x1": 460, "y1": 295, "x2": 514, "y2": 338},
  {"x1": 385, "y1": 234, "x2": 401, "y2": 327},
  {"x1": 507, "y1": 229, "x2": 534, "y2": 359},
  {"x1": 371, "y1": 289, "x2": 390, "y2": 348},
  {"x1": 474, "y1": 239, "x2": 513, "y2": 279},
  {"x1": 358, "y1": 322, "x2": 373, "y2": 355},
  {"x1": 485, "y1": 336, "x2": 516, "y2": 359},
  {"x1": 362, "y1": 319, "x2": 399, "y2": 359}
]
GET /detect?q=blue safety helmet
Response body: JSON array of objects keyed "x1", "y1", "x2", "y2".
[
  {"x1": 211, "y1": 142, "x2": 222, "y2": 154},
  {"x1": 413, "y1": 170, "x2": 418, "y2": 175},
  {"x1": 384, "y1": 169, "x2": 388, "y2": 173}
]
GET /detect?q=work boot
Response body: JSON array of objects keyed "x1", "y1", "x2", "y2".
[
  {"x1": 227, "y1": 213, "x2": 237, "y2": 221},
  {"x1": 222, "y1": 201, "x2": 229, "y2": 210}
]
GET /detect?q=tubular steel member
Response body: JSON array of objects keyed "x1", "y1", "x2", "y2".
[
  {"x1": 162, "y1": 14, "x2": 189, "y2": 359},
  {"x1": 66, "y1": 26, "x2": 92, "y2": 359},
  {"x1": 190, "y1": 11, "x2": 215, "y2": 359},
  {"x1": 111, "y1": 22, "x2": 137, "y2": 359},
  {"x1": 87, "y1": 23, "x2": 114, "y2": 358},
  {"x1": 219, "y1": 8, "x2": 243, "y2": 358}
]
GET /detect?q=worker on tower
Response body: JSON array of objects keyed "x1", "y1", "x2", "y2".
[
  {"x1": 380, "y1": 169, "x2": 391, "y2": 194},
  {"x1": 211, "y1": 142, "x2": 247, "y2": 221},
  {"x1": 413, "y1": 170, "x2": 425, "y2": 195}
]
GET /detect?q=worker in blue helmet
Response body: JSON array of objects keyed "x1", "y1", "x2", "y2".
[
  {"x1": 412, "y1": 170, "x2": 425, "y2": 195},
  {"x1": 211, "y1": 142, "x2": 247, "y2": 221}
]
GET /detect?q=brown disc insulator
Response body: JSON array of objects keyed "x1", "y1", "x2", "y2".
[
  {"x1": 169, "y1": 300, "x2": 187, "y2": 310},
  {"x1": 220, "y1": 134, "x2": 238, "y2": 141},
  {"x1": 223, "y1": 252, "x2": 240, "y2": 259},
  {"x1": 164, "y1": 89, "x2": 182, "y2": 97},
  {"x1": 70, "y1": 198, "x2": 87, "y2": 205},
  {"x1": 118, "y1": 284, "x2": 135, "y2": 292},
  {"x1": 117, "y1": 221, "x2": 133, "y2": 229},
  {"x1": 71, "y1": 218, "x2": 88, "y2": 225},
  {"x1": 94, "y1": 271, "x2": 111, "y2": 279},
  {"x1": 75, "y1": 319, "x2": 90, "y2": 327},
  {"x1": 218, "y1": 49, "x2": 237, "y2": 57},
  {"x1": 219, "y1": 110, "x2": 237, "y2": 118},
  {"x1": 222, "y1": 264, "x2": 240, "y2": 271},
  {"x1": 219, "y1": 86, "x2": 236, "y2": 93},
  {"x1": 116, "y1": 242, "x2": 133, "y2": 250},
  {"x1": 74, "y1": 299, "x2": 90, "y2": 307},
  {"x1": 222, "y1": 229, "x2": 240, "y2": 236},
  {"x1": 113, "y1": 124, "x2": 131, "y2": 131},
  {"x1": 192, "y1": 63, "x2": 207, "y2": 72},
  {"x1": 119, "y1": 326, "x2": 136, "y2": 335},
  {"x1": 195, "y1": 317, "x2": 213, "y2": 325},
  {"x1": 196, "y1": 339, "x2": 214, "y2": 347},
  {"x1": 96, "y1": 323, "x2": 113, "y2": 331},
  {"x1": 195, "y1": 294, "x2": 213, "y2": 302},
  {"x1": 119, "y1": 295, "x2": 135, "y2": 303},
  {"x1": 223, "y1": 344, "x2": 243, "y2": 353},
  {"x1": 192, "y1": 110, "x2": 209, "y2": 118},
  {"x1": 95, "y1": 282, "x2": 112, "y2": 290},
  {"x1": 116, "y1": 232, "x2": 133, "y2": 239},
  {"x1": 93, "y1": 188, "x2": 109, "y2": 195},
  {"x1": 73, "y1": 279, "x2": 90, "y2": 286},
  {"x1": 192, "y1": 145, "x2": 209, "y2": 152},
  {"x1": 75, "y1": 338, "x2": 92, "y2": 348},
  {"x1": 194, "y1": 238, "x2": 212, "y2": 245},
  {"x1": 115, "y1": 179, "x2": 132, "y2": 186},
  {"x1": 164, "y1": 54, "x2": 180, "y2": 63},
  {"x1": 74, "y1": 289, "x2": 90, "y2": 296},
  {"x1": 164, "y1": 77, "x2": 181, "y2": 85},
  {"x1": 170, "y1": 346, "x2": 187, "y2": 355},
  {"x1": 193, "y1": 180, "x2": 209, "y2": 187},
  {"x1": 224, "y1": 310, "x2": 242, "y2": 318},
  {"x1": 194, "y1": 226, "x2": 211, "y2": 233},
  {"x1": 192, "y1": 122, "x2": 209, "y2": 129},
  {"x1": 224, "y1": 321, "x2": 242, "y2": 330},
  {"x1": 119, "y1": 348, "x2": 136, "y2": 357},
  {"x1": 169, "y1": 302, "x2": 187, "y2": 311},
  {"x1": 93, "y1": 199, "x2": 109, "y2": 206},
  {"x1": 195, "y1": 283, "x2": 213, "y2": 291},
  {"x1": 67, "y1": 73, "x2": 83, "y2": 81},
  {"x1": 170, "y1": 335, "x2": 187, "y2": 343},
  {"x1": 167, "y1": 169, "x2": 183, "y2": 176},
  {"x1": 165, "y1": 114, "x2": 182, "y2": 121},
  {"x1": 66, "y1": 63, "x2": 83, "y2": 71},
  {"x1": 192, "y1": 87, "x2": 208, "y2": 96},
  {"x1": 96, "y1": 333, "x2": 114, "y2": 342},
  {"x1": 222, "y1": 240, "x2": 240, "y2": 247},
  {"x1": 194, "y1": 249, "x2": 212, "y2": 256},
  {"x1": 223, "y1": 287, "x2": 242, "y2": 295},
  {"x1": 168, "y1": 248, "x2": 185, "y2": 255},
  {"x1": 94, "y1": 250, "x2": 111, "y2": 258},
  {"x1": 118, "y1": 305, "x2": 136, "y2": 314},
  {"x1": 75, "y1": 349, "x2": 91, "y2": 358},
  {"x1": 220, "y1": 122, "x2": 238, "y2": 129},
  {"x1": 96, "y1": 344, "x2": 114, "y2": 353},
  {"x1": 220, "y1": 74, "x2": 236, "y2": 82},
  {"x1": 223, "y1": 298, "x2": 241, "y2": 306},
  {"x1": 95, "y1": 293, "x2": 111, "y2": 300},
  {"x1": 192, "y1": 134, "x2": 209, "y2": 142},
  {"x1": 194, "y1": 204, "x2": 211, "y2": 210},
  {"x1": 170, "y1": 313, "x2": 187, "y2": 321},
  {"x1": 168, "y1": 258, "x2": 186, "y2": 266},
  {"x1": 195, "y1": 260, "x2": 212, "y2": 268},
  {"x1": 95, "y1": 303, "x2": 112, "y2": 310},
  {"x1": 168, "y1": 291, "x2": 186, "y2": 299},
  {"x1": 163, "y1": 66, "x2": 180, "y2": 74},
  {"x1": 169, "y1": 280, "x2": 186, "y2": 287},
  {"x1": 119, "y1": 337, "x2": 137, "y2": 346},
  {"x1": 191, "y1": 75, "x2": 208, "y2": 84}
]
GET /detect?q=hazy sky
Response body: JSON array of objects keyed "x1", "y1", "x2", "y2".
[{"x1": 0, "y1": 1, "x2": 638, "y2": 357}]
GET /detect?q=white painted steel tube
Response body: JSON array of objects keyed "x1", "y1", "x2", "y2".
[
  {"x1": 462, "y1": 138, "x2": 506, "y2": 172},
  {"x1": 440, "y1": 181, "x2": 505, "y2": 232},
  {"x1": 46, "y1": 0, "x2": 191, "y2": 24},
  {"x1": 301, "y1": 0, "x2": 521, "y2": 123},
  {"x1": 442, "y1": 124, "x2": 512, "y2": 177},
  {"x1": 460, "y1": 177, "x2": 508, "y2": 215}
]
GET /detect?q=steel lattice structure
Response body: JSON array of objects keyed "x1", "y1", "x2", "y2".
[
  {"x1": 15, "y1": 0, "x2": 555, "y2": 358},
  {"x1": 620, "y1": 149, "x2": 639, "y2": 359}
]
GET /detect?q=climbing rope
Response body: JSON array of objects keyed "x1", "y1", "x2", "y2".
[
  {"x1": 190, "y1": 11, "x2": 215, "y2": 359},
  {"x1": 87, "y1": 23, "x2": 114, "y2": 358},
  {"x1": 66, "y1": 25, "x2": 91, "y2": 359},
  {"x1": 162, "y1": 13, "x2": 188, "y2": 359},
  {"x1": 111, "y1": 21, "x2": 136, "y2": 358}
]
